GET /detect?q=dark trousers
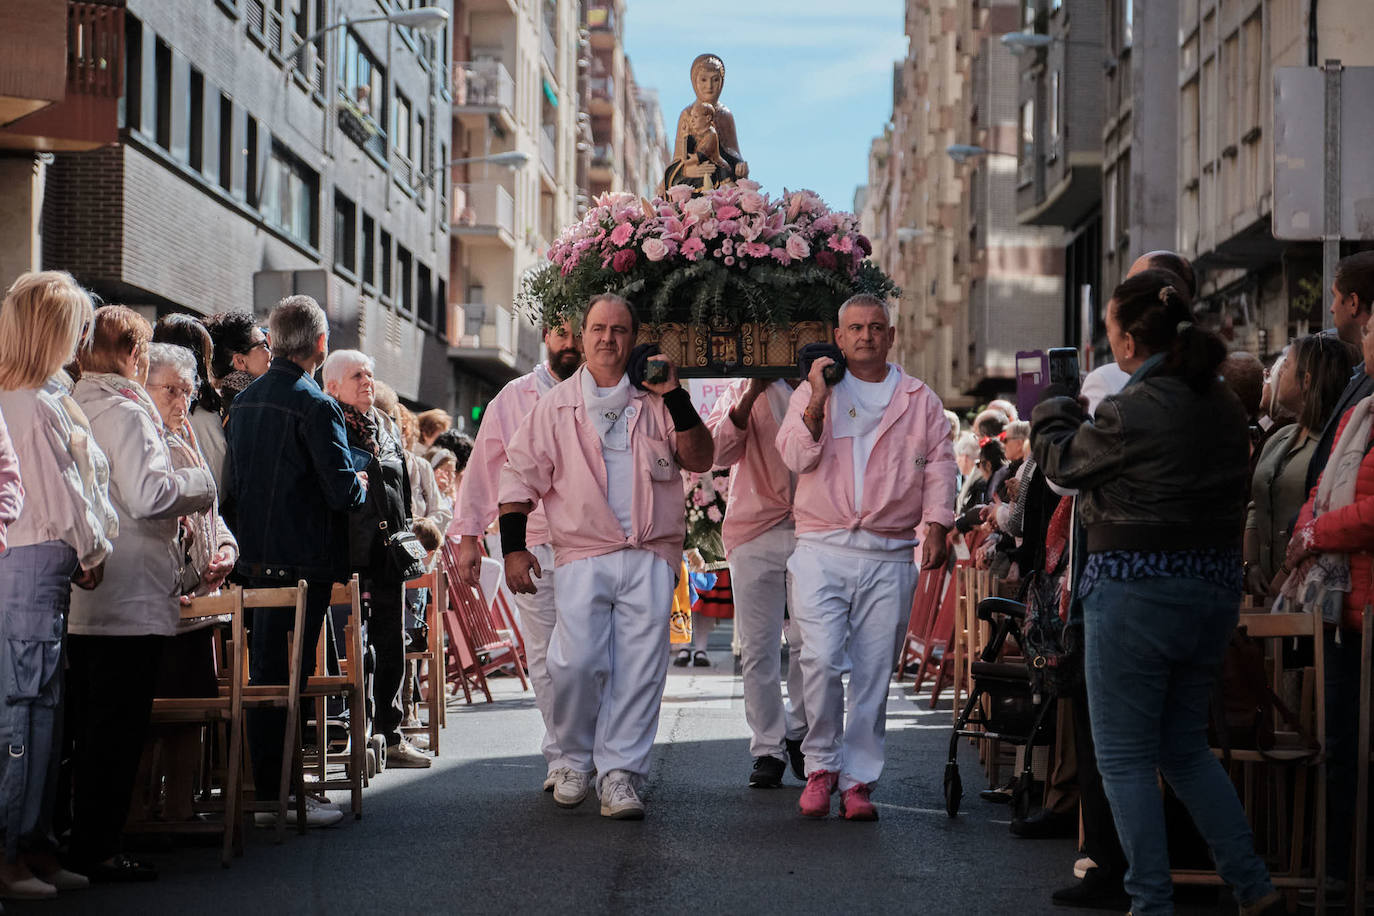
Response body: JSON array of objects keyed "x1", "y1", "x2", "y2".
[
  {"x1": 245, "y1": 579, "x2": 330, "y2": 803},
  {"x1": 65, "y1": 634, "x2": 164, "y2": 866},
  {"x1": 365, "y1": 578, "x2": 406, "y2": 746},
  {"x1": 1325, "y1": 628, "x2": 1372, "y2": 880},
  {"x1": 1072, "y1": 680, "x2": 1129, "y2": 876}
]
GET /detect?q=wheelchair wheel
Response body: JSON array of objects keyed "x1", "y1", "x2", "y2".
[{"x1": 943, "y1": 762, "x2": 962, "y2": 817}]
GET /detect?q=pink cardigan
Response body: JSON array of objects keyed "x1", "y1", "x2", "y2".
[{"x1": 707, "y1": 379, "x2": 794, "y2": 554}]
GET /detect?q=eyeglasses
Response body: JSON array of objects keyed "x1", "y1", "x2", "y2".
[
  {"x1": 248, "y1": 339, "x2": 271, "y2": 352},
  {"x1": 148, "y1": 383, "x2": 195, "y2": 402}
]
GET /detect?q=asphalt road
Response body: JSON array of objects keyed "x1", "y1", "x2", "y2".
[{"x1": 22, "y1": 623, "x2": 1232, "y2": 915}]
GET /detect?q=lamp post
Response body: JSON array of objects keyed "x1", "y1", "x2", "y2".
[
  {"x1": 999, "y1": 31, "x2": 1116, "y2": 67},
  {"x1": 410, "y1": 149, "x2": 529, "y2": 192},
  {"x1": 945, "y1": 144, "x2": 1018, "y2": 164}
]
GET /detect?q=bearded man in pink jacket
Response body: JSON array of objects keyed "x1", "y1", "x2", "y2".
[
  {"x1": 776, "y1": 294, "x2": 957, "y2": 820},
  {"x1": 498, "y1": 294, "x2": 714, "y2": 820}
]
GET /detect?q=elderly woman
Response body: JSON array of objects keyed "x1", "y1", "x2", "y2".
[
  {"x1": 1032, "y1": 270, "x2": 1279, "y2": 916},
  {"x1": 201, "y1": 310, "x2": 270, "y2": 416},
  {"x1": 322, "y1": 350, "x2": 429, "y2": 769},
  {"x1": 67, "y1": 306, "x2": 215, "y2": 883},
  {"x1": 0, "y1": 272, "x2": 109, "y2": 897},
  {"x1": 153, "y1": 314, "x2": 226, "y2": 491}
]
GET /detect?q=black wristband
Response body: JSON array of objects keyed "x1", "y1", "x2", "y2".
[
  {"x1": 662, "y1": 387, "x2": 702, "y2": 431},
  {"x1": 498, "y1": 512, "x2": 528, "y2": 555}
]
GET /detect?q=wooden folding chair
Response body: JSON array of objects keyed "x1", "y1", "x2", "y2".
[
  {"x1": 439, "y1": 542, "x2": 529, "y2": 703},
  {"x1": 130, "y1": 589, "x2": 245, "y2": 866},
  {"x1": 238, "y1": 581, "x2": 309, "y2": 843},
  {"x1": 921, "y1": 566, "x2": 962, "y2": 708},
  {"x1": 1170, "y1": 611, "x2": 1327, "y2": 911},
  {"x1": 480, "y1": 555, "x2": 527, "y2": 666},
  {"x1": 298, "y1": 576, "x2": 367, "y2": 824},
  {"x1": 1352, "y1": 607, "x2": 1373, "y2": 914},
  {"x1": 402, "y1": 564, "x2": 446, "y2": 756},
  {"x1": 896, "y1": 564, "x2": 944, "y2": 683}
]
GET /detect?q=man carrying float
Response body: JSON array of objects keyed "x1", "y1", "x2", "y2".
[
  {"x1": 498, "y1": 294, "x2": 714, "y2": 820},
  {"x1": 776, "y1": 294, "x2": 956, "y2": 820}
]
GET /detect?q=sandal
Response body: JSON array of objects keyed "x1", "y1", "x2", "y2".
[
  {"x1": 692, "y1": 650, "x2": 711, "y2": 667},
  {"x1": 672, "y1": 648, "x2": 691, "y2": 667}
]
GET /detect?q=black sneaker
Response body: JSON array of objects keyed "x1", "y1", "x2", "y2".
[
  {"x1": 1051, "y1": 868, "x2": 1130, "y2": 910},
  {"x1": 748, "y1": 755, "x2": 785, "y2": 788},
  {"x1": 784, "y1": 737, "x2": 806, "y2": 781}
]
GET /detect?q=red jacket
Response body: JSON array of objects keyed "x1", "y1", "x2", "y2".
[{"x1": 1296, "y1": 406, "x2": 1374, "y2": 630}]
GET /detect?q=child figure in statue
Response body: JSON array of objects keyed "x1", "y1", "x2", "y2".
[
  {"x1": 683, "y1": 103, "x2": 732, "y2": 188},
  {"x1": 662, "y1": 54, "x2": 749, "y2": 193}
]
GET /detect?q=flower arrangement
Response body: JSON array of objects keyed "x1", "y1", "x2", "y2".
[
  {"x1": 517, "y1": 181, "x2": 899, "y2": 331},
  {"x1": 683, "y1": 470, "x2": 730, "y2": 566}
]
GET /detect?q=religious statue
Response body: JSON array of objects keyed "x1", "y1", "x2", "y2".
[{"x1": 662, "y1": 54, "x2": 749, "y2": 193}]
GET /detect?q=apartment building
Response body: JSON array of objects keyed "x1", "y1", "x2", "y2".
[
  {"x1": 3, "y1": 0, "x2": 453, "y2": 406},
  {"x1": 447, "y1": 0, "x2": 579, "y2": 427},
  {"x1": 861, "y1": 0, "x2": 1062, "y2": 408}
]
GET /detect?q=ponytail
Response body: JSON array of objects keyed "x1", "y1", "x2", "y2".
[{"x1": 1111, "y1": 268, "x2": 1224, "y2": 394}]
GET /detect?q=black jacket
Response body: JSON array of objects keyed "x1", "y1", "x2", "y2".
[
  {"x1": 1030, "y1": 366, "x2": 1249, "y2": 554},
  {"x1": 343, "y1": 409, "x2": 413, "y2": 582},
  {"x1": 225, "y1": 358, "x2": 367, "y2": 582}
]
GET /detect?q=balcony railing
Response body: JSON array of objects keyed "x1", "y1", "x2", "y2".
[
  {"x1": 453, "y1": 60, "x2": 515, "y2": 112},
  {"x1": 453, "y1": 182, "x2": 515, "y2": 237},
  {"x1": 540, "y1": 126, "x2": 556, "y2": 175},
  {"x1": 588, "y1": 76, "x2": 614, "y2": 105},
  {"x1": 69, "y1": 2, "x2": 122, "y2": 99},
  {"x1": 585, "y1": 3, "x2": 616, "y2": 35},
  {"x1": 590, "y1": 144, "x2": 614, "y2": 168}
]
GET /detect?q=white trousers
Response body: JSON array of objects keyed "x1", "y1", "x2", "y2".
[
  {"x1": 511, "y1": 542, "x2": 560, "y2": 771},
  {"x1": 788, "y1": 541, "x2": 917, "y2": 792},
  {"x1": 729, "y1": 525, "x2": 807, "y2": 760},
  {"x1": 548, "y1": 549, "x2": 674, "y2": 786}
]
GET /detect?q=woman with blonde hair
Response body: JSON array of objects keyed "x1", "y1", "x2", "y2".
[
  {"x1": 0, "y1": 271, "x2": 111, "y2": 897},
  {"x1": 66, "y1": 306, "x2": 215, "y2": 882}
]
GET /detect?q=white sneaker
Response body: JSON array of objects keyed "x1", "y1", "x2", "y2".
[
  {"x1": 599, "y1": 770, "x2": 645, "y2": 820},
  {"x1": 386, "y1": 740, "x2": 433, "y2": 769},
  {"x1": 253, "y1": 795, "x2": 344, "y2": 828},
  {"x1": 551, "y1": 767, "x2": 592, "y2": 808},
  {"x1": 543, "y1": 771, "x2": 557, "y2": 792},
  {"x1": 1074, "y1": 856, "x2": 1096, "y2": 880}
]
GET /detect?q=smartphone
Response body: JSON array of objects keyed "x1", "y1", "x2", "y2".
[
  {"x1": 1047, "y1": 347, "x2": 1080, "y2": 398},
  {"x1": 643, "y1": 358, "x2": 670, "y2": 385}
]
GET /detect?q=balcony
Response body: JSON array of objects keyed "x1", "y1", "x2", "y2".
[
  {"x1": 0, "y1": 1, "x2": 123, "y2": 152},
  {"x1": 585, "y1": 3, "x2": 617, "y2": 50},
  {"x1": 453, "y1": 181, "x2": 515, "y2": 248},
  {"x1": 589, "y1": 143, "x2": 616, "y2": 183},
  {"x1": 588, "y1": 75, "x2": 614, "y2": 116},
  {"x1": 448, "y1": 303, "x2": 532, "y2": 383},
  {"x1": 452, "y1": 60, "x2": 516, "y2": 134},
  {"x1": 539, "y1": 125, "x2": 556, "y2": 185}
]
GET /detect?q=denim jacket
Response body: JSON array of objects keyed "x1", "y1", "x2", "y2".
[{"x1": 225, "y1": 358, "x2": 366, "y2": 582}]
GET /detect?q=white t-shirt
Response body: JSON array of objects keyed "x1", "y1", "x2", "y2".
[{"x1": 594, "y1": 384, "x2": 635, "y2": 535}]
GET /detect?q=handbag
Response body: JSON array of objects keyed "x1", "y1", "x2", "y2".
[{"x1": 380, "y1": 519, "x2": 428, "y2": 582}]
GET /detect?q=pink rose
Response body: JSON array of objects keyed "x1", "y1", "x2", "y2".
[
  {"x1": 739, "y1": 191, "x2": 765, "y2": 214},
  {"x1": 698, "y1": 218, "x2": 720, "y2": 240},
  {"x1": 785, "y1": 235, "x2": 810, "y2": 260},
  {"x1": 682, "y1": 196, "x2": 713, "y2": 220},
  {"x1": 609, "y1": 222, "x2": 634, "y2": 247},
  {"x1": 715, "y1": 204, "x2": 742, "y2": 220},
  {"x1": 611, "y1": 249, "x2": 637, "y2": 273},
  {"x1": 706, "y1": 506, "x2": 723, "y2": 523},
  {"x1": 642, "y1": 237, "x2": 669, "y2": 261},
  {"x1": 680, "y1": 237, "x2": 706, "y2": 261},
  {"x1": 667, "y1": 184, "x2": 695, "y2": 204},
  {"x1": 770, "y1": 247, "x2": 792, "y2": 265},
  {"x1": 736, "y1": 179, "x2": 761, "y2": 192}
]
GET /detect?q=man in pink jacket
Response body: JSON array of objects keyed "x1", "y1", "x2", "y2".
[
  {"x1": 498, "y1": 294, "x2": 714, "y2": 819},
  {"x1": 776, "y1": 294, "x2": 957, "y2": 820},
  {"x1": 449, "y1": 320, "x2": 583, "y2": 793},
  {"x1": 707, "y1": 377, "x2": 808, "y2": 788}
]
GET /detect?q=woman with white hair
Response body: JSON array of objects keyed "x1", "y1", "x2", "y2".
[
  {"x1": 67, "y1": 310, "x2": 215, "y2": 883},
  {"x1": 322, "y1": 350, "x2": 429, "y2": 769}
]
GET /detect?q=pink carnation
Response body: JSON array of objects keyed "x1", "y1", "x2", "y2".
[
  {"x1": 715, "y1": 204, "x2": 742, "y2": 220},
  {"x1": 706, "y1": 506, "x2": 723, "y2": 523},
  {"x1": 642, "y1": 237, "x2": 669, "y2": 261},
  {"x1": 813, "y1": 215, "x2": 836, "y2": 234},
  {"x1": 770, "y1": 247, "x2": 792, "y2": 265},
  {"x1": 785, "y1": 235, "x2": 810, "y2": 260},
  {"x1": 611, "y1": 249, "x2": 638, "y2": 273},
  {"x1": 827, "y1": 234, "x2": 854, "y2": 254},
  {"x1": 680, "y1": 237, "x2": 706, "y2": 261},
  {"x1": 609, "y1": 222, "x2": 634, "y2": 246},
  {"x1": 743, "y1": 241, "x2": 772, "y2": 258}
]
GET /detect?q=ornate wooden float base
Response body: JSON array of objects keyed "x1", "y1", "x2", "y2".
[{"x1": 637, "y1": 318, "x2": 834, "y2": 379}]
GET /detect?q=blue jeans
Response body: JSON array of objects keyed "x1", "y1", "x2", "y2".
[{"x1": 1083, "y1": 576, "x2": 1273, "y2": 915}]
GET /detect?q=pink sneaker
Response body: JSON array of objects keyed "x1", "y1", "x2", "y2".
[
  {"x1": 840, "y1": 783, "x2": 878, "y2": 821},
  {"x1": 799, "y1": 770, "x2": 838, "y2": 818}
]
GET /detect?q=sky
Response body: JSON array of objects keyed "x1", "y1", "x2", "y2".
[{"x1": 622, "y1": 0, "x2": 908, "y2": 217}]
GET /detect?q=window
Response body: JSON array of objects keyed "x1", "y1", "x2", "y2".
[
  {"x1": 435, "y1": 278, "x2": 447, "y2": 337},
  {"x1": 337, "y1": 30, "x2": 386, "y2": 153},
  {"x1": 416, "y1": 113, "x2": 427, "y2": 174},
  {"x1": 217, "y1": 94, "x2": 233, "y2": 191},
  {"x1": 262, "y1": 140, "x2": 319, "y2": 247},
  {"x1": 379, "y1": 229, "x2": 392, "y2": 298},
  {"x1": 396, "y1": 246, "x2": 413, "y2": 312},
  {"x1": 333, "y1": 191, "x2": 356, "y2": 273},
  {"x1": 393, "y1": 91, "x2": 412, "y2": 161},
  {"x1": 438, "y1": 141, "x2": 448, "y2": 201},
  {"x1": 417, "y1": 263, "x2": 433, "y2": 326},
  {"x1": 120, "y1": 15, "x2": 141, "y2": 130},
  {"x1": 189, "y1": 68, "x2": 204, "y2": 171},
  {"x1": 1122, "y1": 0, "x2": 1133, "y2": 48},
  {"x1": 361, "y1": 213, "x2": 376, "y2": 286},
  {"x1": 1018, "y1": 98, "x2": 1035, "y2": 184},
  {"x1": 154, "y1": 38, "x2": 172, "y2": 150},
  {"x1": 1048, "y1": 70, "x2": 1060, "y2": 149},
  {"x1": 1023, "y1": 0, "x2": 1035, "y2": 29},
  {"x1": 245, "y1": 116, "x2": 259, "y2": 205}
]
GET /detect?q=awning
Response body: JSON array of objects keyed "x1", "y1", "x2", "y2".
[{"x1": 542, "y1": 79, "x2": 558, "y2": 107}]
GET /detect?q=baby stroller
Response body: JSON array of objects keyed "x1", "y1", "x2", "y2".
[{"x1": 943, "y1": 572, "x2": 1077, "y2": 819}]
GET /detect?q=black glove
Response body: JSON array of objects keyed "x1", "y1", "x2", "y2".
[
  {"x1": 628, "y1": 342, "x2": 669, "y2": 390},
  {"x1": 798, "y1": 343, "x2": 846, "y2": 385}
]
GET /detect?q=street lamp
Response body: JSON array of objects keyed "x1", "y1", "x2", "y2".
[
  {"x1": 411, "y1": 149, "x2": 529, "y2": 191},
  {"x1": 285, "y1": 7, "x2": 450, "y2": 65},
  {"x1": 1000, "y1": 31, "x2": 1117, "y2": 67},
  {"x1": 946, "y1": 144, "x2": 1017, "y2": 164}
]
